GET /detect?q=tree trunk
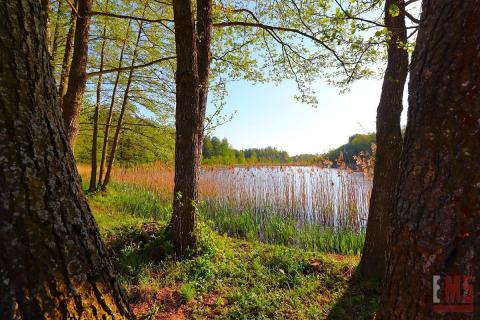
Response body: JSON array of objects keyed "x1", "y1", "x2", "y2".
[
  {"x1": 101, "y1": 20, "x2": 144, "y2": 191},
  {"x1": 41, "y1": 0, "x2": 51, "y2": 57},
  {"x1": 98, "y1": 20, "x2": 131, "y2": 188},
  {"x1": 50, "y1": 0, "x2": 63, "y2": 70},
  {"x1": 62, "y1": 0, "x2": 92, "y2": 150},
  {"x1": 89, "y1": 11, "x2": 109, "y2": 193},
  {"x1": 170, "y1": 0, "x2": 212, "y2": 257},
  {"x1": 0, "y1": 0, "x2": 132, "y2": 318},
  {"x1": 378, "y1": 1, "x2": 480, "y2": 318},
  {"x1": 196, "y1": 0, "x2": 213, "y2": 152},
  {"x1": 360, "y1": 0, "x2": 408, "y2": 279},
  {"x1": 58, "y1": 2, "x2": 77, "y2": 109}
]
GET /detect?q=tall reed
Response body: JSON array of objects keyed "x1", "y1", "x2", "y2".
[{"x1": 78, "y1": 163, "x2": 372, "y2": 254}]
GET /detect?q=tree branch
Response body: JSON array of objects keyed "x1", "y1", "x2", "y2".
[
  {"x1": 405, "y1": 0, "x2": 419, "y2": 6},
  {"x1": 87, "y1": 56, "x2": 176, "y2": 78},
  {"x1": 213, "y1": 21, "x2": 350, "y2": 72},
  {"x1": 90, "y1": 11, "x2": 173, "y2": 23},
  {"x1": 65, "y1": 0, "x2": 80, "y2": 17},
  {"x1": 334, "y1": 0, "x2": 385, "y2": 27},
  {"x1": 400, "y1": 7, "x2": 420, "y2": 24}
]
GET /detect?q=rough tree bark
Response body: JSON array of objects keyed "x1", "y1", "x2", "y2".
[
  {"x1": 50, "y1": 0, "x2": 63, "y2": 69},
  {"x1": 101, "y1": 19, "x2": 144, "y2": 191},
  {"x1": 89, "y1": 10, "x2": 109, "y2": 193},
  {"x1": 170, "y1": 0, "x2": 212, "y2": 257},
  {"x1": 360, "y1": 0, "x2": 409, "y2": 279},
  {"x1": 58, "y1": 3, "x2": 77, "y2": 108},
  {"x1": 378, "y1": 0, "x2": 480, "y2": 318},
  {"x1": 98, "y1": 21, "x2": 131, "y2": 188},
  {"x1": 0, "y1": 0, "x2": 132, "y2": 318},
  {"x1": 62, "y1": 0, "x2": 92, "y2": 150},
  {"x1": 196, "y1": 0, "x2": 213, "y2": 153},
  {"x1": 41, "y1": 0, "x2": 51, "y2": 55}
]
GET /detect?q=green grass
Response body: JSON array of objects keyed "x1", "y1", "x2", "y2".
[
  {"x1": 202, "y1": 203, "x2": 365, "y2": 255},
  {"x1": 86, "y1": 182, "x2": 379, "y2": 319},
  {"x1": 89, "y1": 182, "x2": 365, "y2": 255}
]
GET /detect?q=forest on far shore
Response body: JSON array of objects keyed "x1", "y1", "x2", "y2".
[{"x1": 76, "y1": 126, "x2": 376, "y2": 167}]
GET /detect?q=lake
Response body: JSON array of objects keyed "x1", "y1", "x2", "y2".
[
  {"x1": 199, "y1": 166, "x2": 372, "y2": 234},
  {"x1": 96, "y1": 163, "x2": 373, "y2": 253}
]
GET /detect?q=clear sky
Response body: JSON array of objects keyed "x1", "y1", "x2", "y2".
[
  {"x1": 207, "y1": 78, "x2": 408, "y2": 156},
  {"x1": 204, "y1": 0, "x2": 421, "y2": 157}
]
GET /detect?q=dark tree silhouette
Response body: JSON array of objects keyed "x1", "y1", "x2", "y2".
[
  {"x1": 0, "y1": 0, "x2": 132, "y2": 317},
  {"x1": 62, "y1": 0, "x2": 91, "y2": 149},
  {"x1": 378, "y1": 0, "x2": 480, "y2": 317},
  {"x1": 360, "y1": 0, "x2": 409, "y2": 279},
  {"x1": 170, "y1": 0, "x2": 212, "y2": 257}
]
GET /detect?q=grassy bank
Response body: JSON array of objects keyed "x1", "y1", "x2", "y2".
[
  {"x1": 86, "y1": 182, "x2": 379, "y2": 319},
  {"x1": 203, "y1": 203, "x2": 365, "y2": 255},
  {"x1": 81, "y1": 163, "x2": 366, "y2": 255}
]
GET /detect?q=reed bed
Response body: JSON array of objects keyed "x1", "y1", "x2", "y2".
[
  {"x1": 78, "y1": 163, "x2": 372, "y2": 254},
  {"x1": 200, "y1": 166, "x2": 371, "y2": 254}
]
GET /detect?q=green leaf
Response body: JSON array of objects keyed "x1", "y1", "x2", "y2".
[
  {"x1": 335, "y1": 7, "x2": 344, "y2": 19},
  {"x1": 389, "y1": 3, "x2": 400, "y2": 17}
]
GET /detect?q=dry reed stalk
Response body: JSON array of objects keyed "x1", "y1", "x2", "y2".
[{"x1": 78, "y1": 163, "x2": 372, "y2": 231}]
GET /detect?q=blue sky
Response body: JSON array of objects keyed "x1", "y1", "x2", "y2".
[
  {"x1": 207, "y1": 78, "x2": 408, "y2": 156},
  {"x1": 203, "y1": 0, "x2": 421, "y2": 157}
]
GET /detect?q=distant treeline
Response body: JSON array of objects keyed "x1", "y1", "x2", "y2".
[
  {"x1": 202, "y1": 136, "x2": 290, "y2": 164},
  {"x1": 76, "y1": 128, "x2": 375, "y2": 167},
  {"x1": 202, "y1": 133, "x2": 376, "y2": 166}
]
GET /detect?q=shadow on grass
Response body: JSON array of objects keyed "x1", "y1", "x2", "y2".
[
  {"x1": 104, "y1": 222, "x2": 175, "y2": 278},
  {"x1": 328, "y1": 268, "x2": 381, "y2": 320}
]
